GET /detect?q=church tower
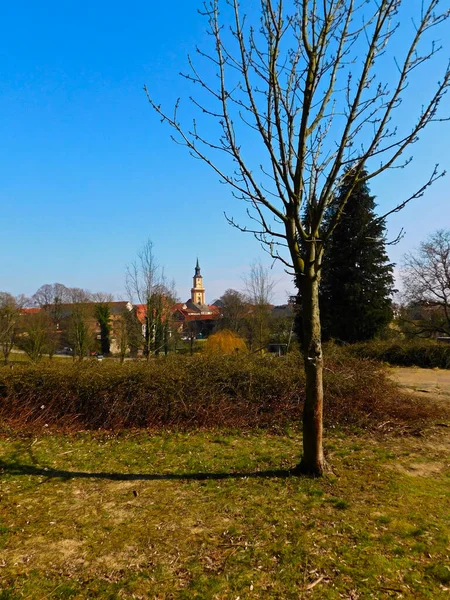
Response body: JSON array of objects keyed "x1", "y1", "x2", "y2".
[{"x1": 191, "y1": 259, "x2": 206, "y2": 305}]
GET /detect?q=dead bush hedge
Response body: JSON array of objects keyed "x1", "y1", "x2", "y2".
[
  {"x1": 0, "y1": 353, "x2": 446, "y2": 432},
  {"x1": 348, "y1": 339, "x2": 450, "y2": 369}
]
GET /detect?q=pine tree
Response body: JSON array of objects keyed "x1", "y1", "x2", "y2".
[
  {"x1": 319, "y1": 172, "x2": 395, "y2": 343},
  {"x1": 94, "y1": 303, "x2": 111, "y2": 355}
]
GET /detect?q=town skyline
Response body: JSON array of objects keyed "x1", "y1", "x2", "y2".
[{"x1": 15, "y1": 257, "x2": 293, "y2": 309}]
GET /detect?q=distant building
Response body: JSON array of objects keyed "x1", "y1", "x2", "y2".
[
  {"x1": 191, "y1": 258, "x2": 206, "y2": 305},
  {"x1": 20, "y1": 301, "x2": 133, "y2": 354},
  {"x1": 172, "y1": 260, "x2": 222, "y2": 338}
]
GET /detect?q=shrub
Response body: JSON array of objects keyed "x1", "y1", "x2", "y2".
[
  {"x1": 204, "y1": 330, "x2": 248, "y2": 355},
  {"x1": 0, "y1": 353, "x2": 446, "y2": 432},
  {"x1": 347, "y1": 339, "x2": 450, "y2": 369}
]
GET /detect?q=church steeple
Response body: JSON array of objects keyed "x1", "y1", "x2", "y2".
[{"x1": 191, "y1": 259, "x2": 206, "y2": 305}]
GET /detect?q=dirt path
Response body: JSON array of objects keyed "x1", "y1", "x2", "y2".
[
  {"x1": 389, "y1": 366, "x2": 450, "y2": 403},
  {"x1": 388, "y1": 368, "x2": 450, "y2": 474}
]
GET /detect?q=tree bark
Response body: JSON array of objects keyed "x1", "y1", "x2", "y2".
[{"x1": 294, "y1": 246, "x2": 327, "y2": 476}]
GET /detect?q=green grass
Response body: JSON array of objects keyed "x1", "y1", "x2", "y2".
[
  {"x1": 5, "y1": 352, "x2": 77, "y2": 365},
  {"x1": 0, "y1": 428, "x2": 449, "y2": 598}
]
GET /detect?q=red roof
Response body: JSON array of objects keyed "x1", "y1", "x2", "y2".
[
  {"x1": 135, "y1": 304, "x2": 147, "y2": 323},
  {"x1": 172, "y1": 302, "x2": 222, "y2": 320},
  {"x1": 182, "y1": 313, "x2": 218, "y2": 322},
  {"x1": 134, "y1": 302, "x2": 222, "y2": 324},
  {"x1": 21, "y1": 307, "x2": 41, "y2": 315}
]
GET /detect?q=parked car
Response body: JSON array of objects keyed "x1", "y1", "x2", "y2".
[{"x1": 55, "y1": 347, "x2": 73, "y2": 356}]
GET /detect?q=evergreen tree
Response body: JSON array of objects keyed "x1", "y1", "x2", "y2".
[
  {"x1": 319, "y1": 172, "x2": 395, "y2": 342},
  {"x1": 94, "y1": 302, "x2": 111, "y2": 355}
]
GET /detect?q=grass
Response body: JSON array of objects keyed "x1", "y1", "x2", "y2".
[
  {"x1": 1, "y1": 427, "x2": 449, "y2": 598},
  {"x1": 4, "y1": 352, "x2": 74, "y2": 364}
]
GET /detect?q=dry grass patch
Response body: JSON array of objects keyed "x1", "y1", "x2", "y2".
[{"x1": 0, "y1": 428, "x2": 449, "y2": 599}]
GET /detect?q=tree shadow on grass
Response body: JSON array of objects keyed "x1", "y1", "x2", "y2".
[{"x1": 0, "y1": 460, "x2": 298, "y2": 482}]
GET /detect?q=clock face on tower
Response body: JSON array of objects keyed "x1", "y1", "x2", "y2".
[{"x1": 192, "y1": 261, "x2": 206, "y2": 304}]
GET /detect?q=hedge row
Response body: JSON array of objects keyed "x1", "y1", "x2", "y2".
[
  {"x1": 0, "y1": 353, "x2": 445, "y2": 432},
  {"x1": 348, "y1": 340, "x2": 450, "y2": 369}
]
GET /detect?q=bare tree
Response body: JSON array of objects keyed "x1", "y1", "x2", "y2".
[
  {"x1": 32, "y1": 283, "x2": 71, "y2": 308},
  {"x1": 243, "y1": 261, "x2": 276, "y2": 351},
  {"x1": 244, "y1": 261, "x2": 276, "y2": 307},
  {"x1": 146, "y1": 0, "x2": 450, "y2": 475},
  {"x1": 67, "y1": 306, "x2": 93, "y2": 361},
  {"x1": 18, "y1": 311, "x2": 53, "y2": 362},
  {"x1": 62, "y1": 289, "x2": 94, "y2": 361},
  {"x1": 126, "y1": 240, "x2": 160, "y2": 357},
  {"x1": 126, "y1": 240, "x2": 178, "y2": 357},
  {"x1": 150, "y1": 285, "x2": 178, "y2": 356},
  {"x1": 219, "y1": 288, "x2": 248, "y2": 334},
  {"x1": 32, "y1": 283, "x2": 71, "y2": 329},
  {"x1": 402, "y1": 230, "x2": 450, "y2": 336},
  {"x1": 116, "y1": 310, "x2": 130, "y2": 363},
  {"x1": 126, "y1": 241, "x2": 159, "y2": 304},
  {"x1": 112, "y1": 306, "x2": 142, "y2": 362},
  {"x1": 0, "y1": 293, "x2": 24, "y2": 364},
  {"x1": 67, "y1": 287, "x2": 92, "y2": 304}
]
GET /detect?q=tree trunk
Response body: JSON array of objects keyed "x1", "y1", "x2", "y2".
[
  {"x1": 295, "y1": 255, "x2": 327, "y2": 476},
  {"x1": 2, "y1": 343, "x2": 12, "y2": 365}
]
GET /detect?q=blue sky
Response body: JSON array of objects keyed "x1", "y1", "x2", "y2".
[{"x1": 1, "y1": 1, "x2": 449, "y2": 304}]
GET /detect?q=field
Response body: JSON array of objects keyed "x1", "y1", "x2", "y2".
[
  {"x1": 1, "y1": 424, "x2": 449, "y2": 599},
  {"x1": 0, "y1": 361, "x2": 449, "y2": 598}
]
